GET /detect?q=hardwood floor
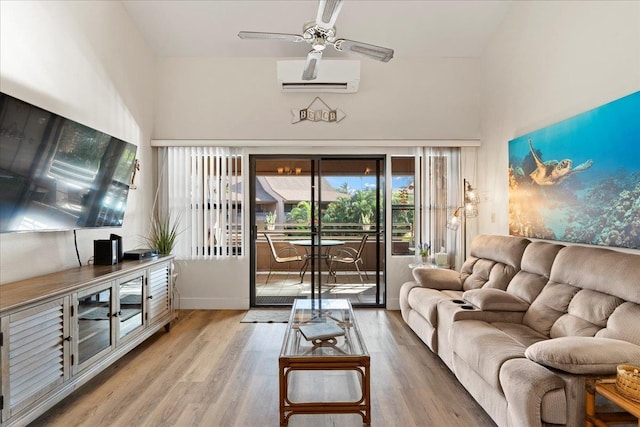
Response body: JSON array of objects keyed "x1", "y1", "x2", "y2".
[{"x1": 32, "y1": 309, "x2": 497, "y2": 427}]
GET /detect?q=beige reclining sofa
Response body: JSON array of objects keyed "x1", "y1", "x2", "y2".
[{"x1": 400, "y1": 234, "x2": 640, "y2": 427}]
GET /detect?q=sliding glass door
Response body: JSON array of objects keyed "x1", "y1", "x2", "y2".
[{"x1": 250, "y1": 155, "x2": 385, "y2": 308}]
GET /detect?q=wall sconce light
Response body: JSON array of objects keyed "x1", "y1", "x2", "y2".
[{"x1": 277, "y1": 167, "x2": 284, "y2": 174}]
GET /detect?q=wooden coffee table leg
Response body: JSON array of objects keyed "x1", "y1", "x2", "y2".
[
  {"x1": 585, "y1": 379, "x2": 596, "y2": 427},
  {"x1": 279, "y1": 359, "x2": 287, "y2": 426},
  {"x1": 363, "y1": 360, "x2": 371, "y2": 424}
]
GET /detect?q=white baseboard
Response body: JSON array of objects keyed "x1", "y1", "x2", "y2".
[{"x1": 386, "y1": 297, "x2": 400, "y2": 311}]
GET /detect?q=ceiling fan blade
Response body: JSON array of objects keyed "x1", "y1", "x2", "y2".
[
  {"x1": 238, "y1": 31, "x2": 305, "y2": 42},
  {"x1": 302, "y1": 50, "x2": 322, "y2": 80},
  {"x1": 315, "y1": 0, "x2": 344, "y2": 31},
  {"x1": 334, "y1": 38, "x2": 394, "y2": 62}
]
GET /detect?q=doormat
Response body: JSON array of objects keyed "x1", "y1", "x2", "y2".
[
  {"x1": 241, "y1": 309, "x2": 291, "y2": 323},
  {"x1": 256, "y1": 296, "x2": 298, "y2": 305}
]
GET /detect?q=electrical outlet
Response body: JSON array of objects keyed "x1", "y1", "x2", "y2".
[{"x1": 491, "y1": 213, "x2": 496, "y2": 223}]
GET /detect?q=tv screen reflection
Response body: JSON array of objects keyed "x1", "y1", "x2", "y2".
[{"x1": 0, "y1": 92, "x2": 137, "y2": 233}]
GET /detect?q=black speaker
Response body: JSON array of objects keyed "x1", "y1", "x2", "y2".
[
  {"x1": 110, "y1": 233, "x2": 123, "y2": 261},
  {"x1": 94, "y1": 239, "x2": 118, "y2": 265}
]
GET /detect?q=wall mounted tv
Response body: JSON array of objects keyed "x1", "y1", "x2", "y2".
[{"x1": 0, "y1": 92, "x2": 138, "y2": 233}]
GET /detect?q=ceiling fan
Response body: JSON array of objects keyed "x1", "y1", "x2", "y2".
[{"x1": 238, "y1": 0, "x2": 394, "y2": 80}]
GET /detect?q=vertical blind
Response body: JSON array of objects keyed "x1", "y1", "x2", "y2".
[{"x1": 162, "y1": 147, "x2": 242, "y2": 260}]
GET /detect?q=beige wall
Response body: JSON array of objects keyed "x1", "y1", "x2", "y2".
[
  {"x1": 154, "y1": 57, "x2": 480, "y2": 141},
  {"x1": 478, "y1": 0, "x2": 640, "y2": 258},
  {"x1": 0, "y1": 1, "x2": 156, "y2": 283}
]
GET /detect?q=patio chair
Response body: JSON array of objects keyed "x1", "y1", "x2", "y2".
[
  {"x1": 328, "y1": 234, "x2": 370, "y2": 284},
  {"x1": 264, "y1": 233, "x2": 305, "y2": 284}
]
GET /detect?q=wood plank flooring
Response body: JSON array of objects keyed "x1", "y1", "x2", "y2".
[{"x1": 32, "y1": 309, "x2": 497, "y2": 427}]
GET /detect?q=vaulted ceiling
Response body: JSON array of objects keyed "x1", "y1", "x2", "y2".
[{"x1": 122, "y1": 1, "x2": 511, "y2": 60}]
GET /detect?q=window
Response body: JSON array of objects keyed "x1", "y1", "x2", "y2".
[
  {"x1": 392, "y1": 148, "x2": 461, "y2": 262},
  {"x1": 161, "y1": 147, "x2": 243, "y2": 259},
  {"x1": 391, "y1": 157, "x2": 415, "y2": 255}
]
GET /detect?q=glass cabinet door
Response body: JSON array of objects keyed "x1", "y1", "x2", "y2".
[
  {"x1": 76, "y1": 283, "x2": 113, "y2": 368},
  {"x1": 117, "y1": 273, "x2": 144, "y2": 341}
]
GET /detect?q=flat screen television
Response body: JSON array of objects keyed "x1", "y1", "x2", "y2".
[{"x1": 0, "y1": 92, "x2": 138, "y2": 233}]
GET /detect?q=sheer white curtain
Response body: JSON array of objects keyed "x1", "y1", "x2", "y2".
[
  {"x1": 158, "y1": 146, "x2": 242, "y2": 260},
  {"x1": 415, "y1": 147, "x2": 461, "y2": 269}
]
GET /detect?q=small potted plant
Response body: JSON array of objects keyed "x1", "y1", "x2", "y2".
[
  {"x1": 146, "y1": 211, "x2": 182, "y2": 255},
  {"x1": 360, "y1": 212, "x2": 372, "y2": 231},
  {"x1": 265, "y1": 210, "x2": 277, "y2": 231},
  {"x1": 417, "y1": 242, "x2": 431, "y2": 264}
]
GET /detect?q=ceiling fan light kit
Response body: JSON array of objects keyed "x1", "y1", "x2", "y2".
[{"x1": 238, "y1": 0, "x2": 394, "y2": 82}]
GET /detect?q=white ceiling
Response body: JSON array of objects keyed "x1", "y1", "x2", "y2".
[{"x1": 122, "y1": 0, "x2": 511, "y2": 59}]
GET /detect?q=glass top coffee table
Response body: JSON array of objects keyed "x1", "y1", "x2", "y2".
[{"x1": 279, "y1": 298, "x2": 370, "y2": 425}]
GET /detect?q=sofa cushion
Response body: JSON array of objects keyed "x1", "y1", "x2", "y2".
[
  {"x1": 519, "y1": 241, "x2": 564, "y2": 277},
  {"x1": 466, "y1": 234, "x2": 530, "y2": 270},
  {"x1": 412, "y1": 267, "x2": 461, "y2": 290},
  {"x1": 525, "y1": 337, "x2": 640, "y2": 375},
  {"x1": 452, "y1": 320, "x2": 528, "y2": 391},
  {"x1": 506, "y1": 271, "x2": 551, "y2": 304},
  {"x1": 522, "y1": 282, "x2": 580, "y2": 337},
  {"x1": 463, "y1": 289, "x2": 530, "y2": 312},
  {"x1": 596, "y1": 302, "x2": 640, "y2": 345},
  {"x1": 407, "y1": 287, "x2": 451, "y2": 327},
  {"x1": 492, "y1": 322, "x2": 548, "y2": 348},
  {"x1": 440, "y1": 290, "x2": 464, "y2": 299},
  {"x1": 460, "y1": 235, "x2": 530, "y2": 291},
  {"x1": 550, "y1": 289, "x2": 623, "y2": 338},
  {"x1": 505, "y1": 241, "x2": 563, "y2": 304},
  {"x1": 549, "y1": 246, "x2": 640, "y2": 304}
]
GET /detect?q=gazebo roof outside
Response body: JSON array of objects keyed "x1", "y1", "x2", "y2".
[
  {"x1": 262, "y1": 176, "x2": 344, "y2": 203},
  {"x1": 255, "y1": 177, "x2": 277, "y2": 204}
]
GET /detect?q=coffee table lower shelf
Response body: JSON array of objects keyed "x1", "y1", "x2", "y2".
[
  {"x1": 279, "y1": 355, "x2": 371, "y2": 426},
  {"x1": 585, "y1": 378, "x2": 640, "y2": 427}
]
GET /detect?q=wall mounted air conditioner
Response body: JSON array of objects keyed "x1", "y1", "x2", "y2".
[{"x1": 277, "y1": 60, "x2": 360, "y2": 93}]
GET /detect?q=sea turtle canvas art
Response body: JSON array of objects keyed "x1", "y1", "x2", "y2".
[
  {"x1": 528, "y1": 138, "x2": 593, "y2": 186},
  {"x1": 508, "y1": 91, "x2": 640, "y2": 249}
]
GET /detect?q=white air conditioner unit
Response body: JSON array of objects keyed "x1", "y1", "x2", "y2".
[{"x1": 277, "y1": 60, "x2": 360, "y2": 93}]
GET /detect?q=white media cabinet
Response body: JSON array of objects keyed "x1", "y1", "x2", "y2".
[{"x1": 0, "y1": 256, "x2": 175, "y2": 426}]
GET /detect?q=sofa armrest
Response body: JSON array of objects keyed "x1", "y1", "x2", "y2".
[
  {"x1": 500, "y1": 358, "x2": 566, "y2": 427},
  {"x1": 525, "y1": 337, "x2": 640, "y2": 375},
  {"x1": 440, "y1": 299, "x2": 527, "y2": 324},
  {"x1": 412, "y1": 267, "x2": 462, "y2": 290},
  {"x1": 462, "y1": 288, "x2": 530, "y2": 312},
  {"x1": 399, "y1": 280, "x2": 422, "y2": 321}
]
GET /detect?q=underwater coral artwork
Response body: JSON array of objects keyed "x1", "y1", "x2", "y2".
[{"x1": 508, "y1": 91, "x2": 640, "y2": 249}]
